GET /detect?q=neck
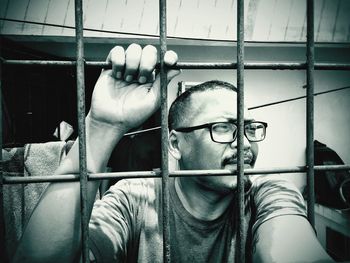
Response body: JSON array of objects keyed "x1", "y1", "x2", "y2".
[{"x1": 175, "y1": 177, "x2": 234, "y2": 221}]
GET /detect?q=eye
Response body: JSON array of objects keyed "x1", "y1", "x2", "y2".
[
  {"x1": 245, "y1": 123, "x2": 264, "y2": 137},
  {"x1": 212, "y1": 123, "x2": 235, "y2": 133},
  {"x1": 246, "y1": 123, "x2": 257, "y2": 130}
]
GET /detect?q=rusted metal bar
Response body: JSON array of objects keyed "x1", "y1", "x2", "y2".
[
  {"x1": 0, "y1": 50, "x2": 8, "y2": 262},
  {"x1": 74, "y1": 0, "x2": 89, "y2": 262},
  {"x1": 175, "y1": 62, "x2": 350, "y2": 70},
  {"x1": 176, "y1": 62, "x2": 308, "y2": 70},
  {"x1": 3, "y1": 164, "x2": 350, "y2": 184},
  {"x1": 4, "y1": 59, "x2": 350, "y2": 70},
  {"x1": 3, "y1": 60, "x2": 77, "y2": 66},
  {"x1": 306, "y1": 0, "x2": 315, "y2": 228},
  {"x1": 159, "y1": 0, "x2": 171, "y2": 262},
  {"x1": 236, "y1": 0, "x2": 245, "y2": 262}
]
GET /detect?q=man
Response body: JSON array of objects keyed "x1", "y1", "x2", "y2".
[{"x1": 13, "y1": 44, "x2": 333, "y2": 262}]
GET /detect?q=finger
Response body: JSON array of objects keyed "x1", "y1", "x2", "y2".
[
  {"x1": 167, "y1": 69, "x2": 181, "y2": 81},
  {"x1": 164, "y1": 50, "x2": 178, "y2": 66},
  {"x1": 138, "y1": 45, "x2": 157, "y2": 84},
  {"x1": 124, "y1": 43, "x2": 142, "y2": 82},
  {"x1": 107, "y1": 46, "x2": 125, "y2": 79}
]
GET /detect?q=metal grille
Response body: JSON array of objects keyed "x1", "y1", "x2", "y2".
[{"x1": 1, "y1": 0, "x2": 350, "y2": 262}]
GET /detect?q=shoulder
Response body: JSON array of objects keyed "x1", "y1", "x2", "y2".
[
  {"x1": 249, "y1": 174, "x2": 307, "y2": 234},
  {"x1": 250, "y1": 174, "x2": 305, "y2": 206},
  {"x1": 250, "y1": 174, "x2": 302, "y2": 200},
  {"x1": 89, "y1": 179, "x2": 161, "y2": 263},
  {"x1": 251, "y1": 173, "x2": 298, "y2": 188},
  {"x1": 109, "y1": 178, "x2": 159, "y2": 193}
]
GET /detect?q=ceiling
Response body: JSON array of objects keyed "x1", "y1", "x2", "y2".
[{"x1": 1, "y1": 0, "x2": 350, "y2": 43}]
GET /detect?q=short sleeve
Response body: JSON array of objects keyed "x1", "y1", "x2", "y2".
[
  {"x1": 250, "y1": 175, "x2": 307, "y2": 236},
  {"x1": 89, "y1": 179, "x2": 145, "y2": 262}
]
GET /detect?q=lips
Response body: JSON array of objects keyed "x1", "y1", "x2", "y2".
[{"x1": 223, "y1": 151, "x2": 254, "y2": 166}]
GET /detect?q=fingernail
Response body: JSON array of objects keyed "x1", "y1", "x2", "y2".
[
  {"x1": 116, "y1": 71, "x2": 122, "y2": 79},
  {"x1": 125, "y1": 75, "x2": 133, "y2": 82},
  {"x1": 138, "y1": 76, "x2": 147, "y2": 84}
]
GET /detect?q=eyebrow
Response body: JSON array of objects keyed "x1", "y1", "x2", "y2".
[{"x1": 225, "y1": 118, "x2": 255, "y2": 123}]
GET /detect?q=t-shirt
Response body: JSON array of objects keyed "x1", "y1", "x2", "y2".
[{"x1": 88, "y1": 175, "x2": 306, "y2": 263}]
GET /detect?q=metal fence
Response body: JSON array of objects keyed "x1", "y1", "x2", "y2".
[{"x1": 1, "y1": 0, "x2": 350, "y2": 262}]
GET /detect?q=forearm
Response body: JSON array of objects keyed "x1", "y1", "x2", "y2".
[
  {"x1": 56, "y1": 114, "x2": 125, "y2": 175},
  {"x1": 253, "y1": 215, "x2": 334, "y2": 263},
  {"x1": 13, "y1": 116, "x2": 124, "y2": 262}
]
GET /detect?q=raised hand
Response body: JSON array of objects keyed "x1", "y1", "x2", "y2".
[{"x1": 88, "y1": 43, "x2": 180, "y2": 133}]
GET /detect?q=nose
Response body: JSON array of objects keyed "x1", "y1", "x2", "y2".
[{"x1": 230, "y1": 134, "x2": 251, "y2": 150}]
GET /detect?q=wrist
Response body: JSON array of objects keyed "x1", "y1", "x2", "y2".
[
  {"x1": 85, "y1": 114, "x2": 126, "y2": 172},
  {"x1": 86, "y1": 113, "x2": 128, "y2": 139}
]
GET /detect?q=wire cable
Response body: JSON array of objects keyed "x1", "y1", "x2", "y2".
[{"x1": 249, "y1": 85, "x2": 350, "y2": 110}]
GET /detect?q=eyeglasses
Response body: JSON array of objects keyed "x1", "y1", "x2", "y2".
[{"x1": 174, "y1": 121, "x2": 268, "y2": 143}]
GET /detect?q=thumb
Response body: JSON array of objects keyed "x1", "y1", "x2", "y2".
[
  {"x1": 164, "y1": 49, "x2": 181, "y2": 82},
  {"x1": 166, "y1": 69, "x2": 181, "y2": 83},
  {"x1": 164, "y1": 50, "x2": 178, "y2": 66},
  {"x1": 154, "y1": 49, "x2": 181, "y2": 84},
  {"x1": 151, "y1": 69, "x2": 181, "y2": 105},
  {"x1": 151, "y1": 49, "x2": 181, "y2": 105}
]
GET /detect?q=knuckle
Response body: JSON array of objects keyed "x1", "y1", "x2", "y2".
[
  {"x1": 127, "y1": 43, "x2": 142, "y2": 53},
  {"x1": 125, "y1": 45, "x2": 142, "y2": 66},
  {"x1": 110, "y1": 46, "x2": 124, "y2": 56},
  {"x1": 140, "y1": 47, "x2": 158, "y2": 70},
  {"x1": 110, "y1": 46, "x2": 125, "y2": 65},
  {"x1": 144, "y1": 45, "x2": 157, "y2": 54}
]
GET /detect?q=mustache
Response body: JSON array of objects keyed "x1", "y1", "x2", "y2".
[{"x1": 222, "y1": 151, "x2": 254, "y2": 166}]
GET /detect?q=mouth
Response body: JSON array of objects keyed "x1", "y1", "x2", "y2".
[
  {"x1": 222, "y1": 152, "x2": 254, "y2": 168},
  {"x1": 223, "y1": 161, "x2": 252, "y2": 169}
]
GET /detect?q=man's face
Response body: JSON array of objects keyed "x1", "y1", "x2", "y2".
[{"x1": 175, "y1": 88, "x2": 258, "y2": 193}]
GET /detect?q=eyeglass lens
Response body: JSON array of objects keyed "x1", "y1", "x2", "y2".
[{"x1": 211, "y1": 122, "x2": 265, "y2": 143}]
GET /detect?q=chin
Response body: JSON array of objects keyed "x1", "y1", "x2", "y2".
[
  {"x1": 210, "y1": 176, "x2": 238, "y2": 194},
  {"x1": 223, "y1": 163, "x2": 252, "y2": 170},
  {"x1": 217, "y1": 166, "x2": 252, "y2": 193}
]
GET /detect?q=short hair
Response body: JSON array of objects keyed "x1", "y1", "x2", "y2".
[{"x1": 168, "y1": 80, "x2": 237, "y2": 131}]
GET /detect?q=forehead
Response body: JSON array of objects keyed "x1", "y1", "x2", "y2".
[{"x1": 188, "y1": 89, "x2": 252, "y2": 124}]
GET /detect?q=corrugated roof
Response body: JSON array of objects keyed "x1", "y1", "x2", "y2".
[{"x1": 0, "y1": 0, "x2": 349, "y2": 43}]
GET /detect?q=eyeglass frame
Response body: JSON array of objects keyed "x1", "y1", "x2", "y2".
[{"x1": 173, "y1": 121, "x2": 268, "y2": 143}]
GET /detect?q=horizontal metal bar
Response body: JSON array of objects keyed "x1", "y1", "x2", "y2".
[
  {"x1": 3, "y1": 59, "x2": 350, "y2": 70},
  {"x1": 172, "y1": 164, "x2": 350, "y2": 175},
  {"x1": 3, "y1": 59, "x2": 77, "y2": 66},
  {"x1": 3, "y1": 164, "x2": 349, "y2": 184},
  {"x1": 3, "y1": 171, "x2": 158, "y2": 184}
]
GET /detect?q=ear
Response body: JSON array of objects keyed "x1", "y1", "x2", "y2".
[{"x1": 169, "y1": 130, "x2": 182, "y2": 160}]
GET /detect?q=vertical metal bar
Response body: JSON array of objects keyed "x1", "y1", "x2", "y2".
[
  {"x1": 159, "y1": 0, "x2": 171, "y2": 262},
  {"x1": 74, "y1": 0, "x2": 89, "y2": 262},
  {"x1": 306, "y1": 0, "x2": 315, "y2": 227},
  {"x1": 0, "y1": 53, "x2": 8, "y2": 262},
  {"x1": 236, "y1": 0, "x2": 245, "y2": 262}
]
